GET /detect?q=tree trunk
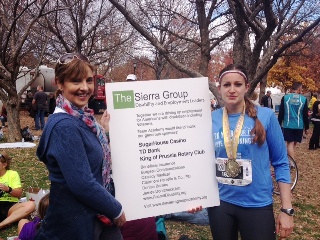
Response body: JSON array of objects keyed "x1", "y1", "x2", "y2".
[
  {"x1": 5, "y1": 96, "x2": 22, "y2": 142},
  {"x1": 155, "y1": 53, "x2": 166, "y2": 80}
]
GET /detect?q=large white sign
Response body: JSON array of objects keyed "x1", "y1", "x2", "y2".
[{"x1": 106, "y1": 77, "x2": 219, "y2": 221}]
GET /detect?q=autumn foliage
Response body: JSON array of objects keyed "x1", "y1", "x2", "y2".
[{"x1": 268, "y1": 32, "x2": 320, "y2": 93}]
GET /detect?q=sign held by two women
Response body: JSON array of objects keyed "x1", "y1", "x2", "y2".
[{"x1": 106, "y1": 77, "x2": 219, "y2": 221}]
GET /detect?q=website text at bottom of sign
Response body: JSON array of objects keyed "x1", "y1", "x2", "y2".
[{"x1": 143, "y1": 195, "x2": 208, "y2": 209}]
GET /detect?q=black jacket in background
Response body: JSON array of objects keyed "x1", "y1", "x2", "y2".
[{"x1": 260, "y1": 94, "x2": 273, "y2": 108}]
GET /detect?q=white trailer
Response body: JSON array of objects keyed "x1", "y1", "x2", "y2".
[{"x1": 16, "y1": 65, "x2": 56, "y2": 94}]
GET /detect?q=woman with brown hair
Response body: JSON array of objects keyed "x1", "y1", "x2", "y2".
[
  {"x1": 208, "y1": 64, "x2": 294, "y2": 240},
  {"x1": 0, "y1": 151, "x2": 36, "y2": 230},
  {"x1": 34, "y1": 53, "x2": 125, "y2": 240}
]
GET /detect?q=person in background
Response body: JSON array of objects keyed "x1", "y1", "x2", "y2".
[
  {"x1": 260, "y1": 90, "x2": 273, "y2": 109},
  {"x1": 32, "y1": 86, "x2": 47, "y2": 130},
  {"x1": 47, "y1": 93, "x2": 56, "y2": 115},
  {"x1": 209, "y1": 64, "x2": 294, "y2": 240},
  {"x1": 249, "y1": 91, "x2": 260, "y2": 106},
  {"x1": 308, "y1": 93, "x2": 317, "y2": 110},
  {"x1": 126, "y1": 74, "x2": 137, "y2": 81},
  {"x1": 308, "y1": 94, "x2": 320, "y2": 150},
  {"x1": 278, "y1": 82, "x2": 309, "y2": 160},
  {"x1": 0, "y1": 152, "x2": 36, "y2": 230},
  {"x1": 18, "y1": 193, "x2": 50, "y2": 240},
  {"x1": 34, "y1": 53, "x2": 125, "y2": 240},
  {"x1": 0, "y1": 105, "x2": 7, "y2": 127}
]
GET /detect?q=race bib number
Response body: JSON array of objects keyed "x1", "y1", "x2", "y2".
[{"x1": 216, "y1": 158, "x2": 252, "y2": 186}]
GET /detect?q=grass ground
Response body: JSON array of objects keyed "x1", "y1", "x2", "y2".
[{"x1": 0, "y1": 111, "x2": 319, "y2": 239}]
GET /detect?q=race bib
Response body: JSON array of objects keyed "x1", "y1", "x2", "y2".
[{"x1": 216, "y1": 158, "x2": 252, "y2": 186}]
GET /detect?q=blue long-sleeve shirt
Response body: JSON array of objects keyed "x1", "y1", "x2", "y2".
[{"x1": 212, "y1": 106, "x2": 290, "y2": 207}]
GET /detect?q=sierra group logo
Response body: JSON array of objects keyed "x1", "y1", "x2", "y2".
[
  {"x1": 113, "y1": 90, "x2": 135, "y2": 109},
  {"x1": 112, "y1": 89, "x2": 190, "y2": 109}
]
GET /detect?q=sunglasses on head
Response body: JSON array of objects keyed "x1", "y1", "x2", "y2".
[{"x1": 57, "y1": 53, "x2": 89, "y2": 65}]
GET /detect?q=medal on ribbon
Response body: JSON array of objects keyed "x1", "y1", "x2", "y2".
[
  {"x1": 226, "y1": 158, "x2": 240, "y2": 178},
  {"x1": 222, "y1": 103, "x2": 245, "y2": 178}
]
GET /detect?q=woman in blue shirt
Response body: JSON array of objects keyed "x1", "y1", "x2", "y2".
[{"x1": 208, "y1": 64, "x2": 294, "y2": 240}]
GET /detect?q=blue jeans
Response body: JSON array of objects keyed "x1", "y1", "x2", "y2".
[
  {"x1": 0, "y1": 116, "x2": 6, "y2": 126},
  {"x1": 35, "y1": 109, "x2": 45, "y2": 130},
  {"x1": 161, "y1": 209, "x2": 209, "y2": 225}
]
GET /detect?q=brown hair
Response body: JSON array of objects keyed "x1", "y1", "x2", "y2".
[
  {"x1": 54, "y1": 55, "x2": 95, "y2": 98},
  {"x1": 250, "y1": 91, "x2": 259, "y2": 101},
  {"x1": 219, "y1": 64, "x2": 266, "y2": 146},
  {"x1": 0, "y1": 151, "x2": 11, "y2": 170},
  {"x1": 244, "y1": 97, "x2": 266, "y2": 146},
  {"x1": 38, "y1": 193, "x2": 50, "y2": 219},
  {"x1": 291, "y1": 82, "x2": 302, "y2": 90},
  {"x1": 219, "y1": 64, "x2": 248, "y2": 84}
]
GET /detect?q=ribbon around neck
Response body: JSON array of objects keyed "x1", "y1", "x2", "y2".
[{"x1": 222, "y1": 103, "x2": 245, "y2": 160}]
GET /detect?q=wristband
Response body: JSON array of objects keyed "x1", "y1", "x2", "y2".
[{"x1": 5, "y1": 186, "x2": 12, "y2": 193}]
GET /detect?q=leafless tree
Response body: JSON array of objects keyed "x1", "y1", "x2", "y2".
[
  {"x1": 228, "y1": 0, "x2": 320, "y2": 96},
  {"x1": 0, "y1": 0, "x2": 51, "y2": 142},
  {"x1": 43, "y1": 0, "x2": 136, "y2": 74},
  {"x1": 130, "y1": 3, "x2": 201, "y2": 81},
  {"x1": 107, "y1": 0, "x2": 233, "y2": 101},
  {"x1": 108, "y1": 0, "x2": 320, "y2": 102}
]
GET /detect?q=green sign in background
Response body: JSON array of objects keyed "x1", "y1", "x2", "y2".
[{"x1": 113, "y1": 90, "x2": 135, "y2": 109}]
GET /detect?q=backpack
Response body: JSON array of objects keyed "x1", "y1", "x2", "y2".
[{"x1": 21, "y1": 126, "x2": 34, "y2": 142}]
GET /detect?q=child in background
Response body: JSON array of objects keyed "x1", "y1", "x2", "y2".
[
  {"x1": 18, "y1": 193, "x2": 49, "y2": 240},
  {"x1": 0, "y1": 152, "x2": 36, "y2": 230}
]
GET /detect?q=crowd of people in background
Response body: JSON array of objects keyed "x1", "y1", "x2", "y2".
[{"x1": 259, "y1": 89, "x2": 319, "y2": 155}]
